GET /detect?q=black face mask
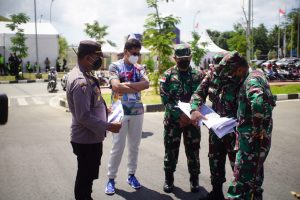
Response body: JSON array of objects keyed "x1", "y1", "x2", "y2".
[
  {"x1": 226, "y1": 75, "x2": 241, "y2": 84},
  {"x1": 177, "y1": 60, "x2": 190, "y2": 70},
  {"x1": 89, "y1": 56, "x2": 102, "y2": 70}
]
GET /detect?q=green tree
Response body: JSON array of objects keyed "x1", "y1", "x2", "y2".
[
  {"x1": 227, "y1": 23, "x2": 247, "y2": 56},
  {"x1": 0, "y1": 15, "x2": 11, "y2": 21},
  {"x1": 253, "y1": 24, "x2": 269, "y2": 57},
  {"x1": 142, "y1": 57, "x2": 155, "y2": 73},
  {"x1": 207, "y1": 29, "x2": 232, "y2": 50},
  {"x1": 84, "y1": 20, "x2": 116, "y2": 46},
  {"x1": 286, "y1": 8, "x2": 300, "y2": 56},
  {"x1": 189, "y1": 31, "x2": 206, "y2": 67},
  {"x1": 267, "y1": 25, "x2": 279, "y2": 55},
  {"x1": 143, "y1": 0, "x2": 180, "y2": 74},
  {"x1": 268, "y1": 49, "x2": 277, "y2": 60},
  {"x1": 58, "y1": 36, "x2": 68, "y2": 59},
  {"x1": 6, "y1": 13, "x2": 30, "y2": 59},
  {"x1": 254, "y1": 49, "x2": 262, "y2": 60}
]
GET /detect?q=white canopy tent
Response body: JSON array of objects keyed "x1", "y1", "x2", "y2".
[
  {"x1": 101, "y1": 42, "x2": 118, "y2": 54},
  {"x1": 197, "y1": 29, "x2": 228, "y2": 67},
  {"x1": 116, "y1": 44, "x2": 150, "y2": 55},
  {"x1": 0, "y1": 22, "x2": 59, "y2": 72}
]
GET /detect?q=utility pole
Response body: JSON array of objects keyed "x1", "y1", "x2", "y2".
[
  {"x1": 297, "y1": 7, "x2": 300, "y2": 57},
  {"x1": 278, "y1": 12, "x2": 281, "y2": 59},
  {"x1": 193, "y1": 10, "x2": 201, "y2": 32},
  {"x1": 242, "y1": 0, "x2": 251, "y2": 62},
  {"x1": 251, "y1": 0, "x2": 254, "y2": 59},
  {"x1": 246, "y1": 0, "x2": 251, "y2": 62},
  {"x1": 34, "y1": 0, "x2": 39, "y2": 71},
  {"x1": 291, "y1": 25, "x2": 293, "y2": 57},
  {"x1": 50, "y1": 0, "x2": 54, "y2": 23}
]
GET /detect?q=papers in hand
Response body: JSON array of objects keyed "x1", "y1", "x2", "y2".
[
  {"x1": 108, "y1": 100, "x2": 124, "y2": 123},
  {"x1": 176, "y1": 101, "x2": 237, "y2": 138},
  {"x1": 200, "y1": 104, "x2": 237, "y2": 138}
]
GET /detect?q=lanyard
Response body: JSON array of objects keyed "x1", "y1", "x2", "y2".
[{"x1": 122, "y1": 62, "x2": 136, "y2": 82}]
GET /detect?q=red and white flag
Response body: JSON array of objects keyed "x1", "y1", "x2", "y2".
[{"x1": 279, "y1": 9, "x2": 285, "y2": 17}]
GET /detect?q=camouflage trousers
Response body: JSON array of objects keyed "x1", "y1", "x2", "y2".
[
  {"x1": 208, "y1": 130, "x2": 236, "y2": 186},
  {"x1": 163, "y1": 124, "x2": 201, "y2": 175},
  {"x1": 227, "y1": 129, "x2": 272, "y2": 200}
]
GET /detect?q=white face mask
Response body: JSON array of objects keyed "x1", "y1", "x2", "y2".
[{"x1": 128, "y1": 55, "x2": 139, "y2": 65}]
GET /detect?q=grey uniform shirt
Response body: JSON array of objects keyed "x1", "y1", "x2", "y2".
[{"x1": 66, "y1": 65, "x2": 108, "y2": 144}]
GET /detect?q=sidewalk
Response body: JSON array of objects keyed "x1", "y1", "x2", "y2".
[
  {"x1": 0, "y1": 79, "x2": 49, "y2": 84},
  {"x1": 59, "y1": 91, "x2": 300, "y2": 113}
]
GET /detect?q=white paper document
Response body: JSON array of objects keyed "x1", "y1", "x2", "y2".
[
  {"x1": 108, "y1": 100, "x2": 124, "y2": 123},
  {"x1": 177, "y1": 102, "x2": 237, "y2": 138}
]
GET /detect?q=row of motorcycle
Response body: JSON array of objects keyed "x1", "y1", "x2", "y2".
[
  {"x1": 261, "y1": 63, "x2": 300, "y2": 81},
  {"x1": 47, "y1": 68, "x2": 109, "y2": 93}
]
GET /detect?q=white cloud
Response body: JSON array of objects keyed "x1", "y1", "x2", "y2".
[{"x1": 0, "y1": 0, "x2": 298, "y2": 47}]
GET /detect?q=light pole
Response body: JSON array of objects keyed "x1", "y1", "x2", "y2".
[
  {"x1": 50, "y1": 0, "x2": 54, "y2": 23},
  {"x1": 34, "y1": 0, "x2": 39, "y2": 71},
  {"x1": 193, "y1": 10, "x2": 200, "y2": 32}
]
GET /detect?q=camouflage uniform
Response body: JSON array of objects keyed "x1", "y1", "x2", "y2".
[
  {"x1": 218, "y1": 53, "x2": 276, "y2": 200},
  {"x1": 160, "y1": 65, "x2": 204, "y2": 176},
  {"x1": 190, "y1": 66, "x2": 238, "y2": 188}
]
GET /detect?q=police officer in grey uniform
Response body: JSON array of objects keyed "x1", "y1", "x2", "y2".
[{"x1": 66, "y1": 40, "x2": 121, "y2": 200}]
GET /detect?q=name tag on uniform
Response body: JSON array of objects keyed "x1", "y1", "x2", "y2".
[{"x1": 127, "y1": 93, "x2": 137, "y2": 102}]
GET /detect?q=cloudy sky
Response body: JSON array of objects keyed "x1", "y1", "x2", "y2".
[{"x1": 0, "y1": 0, "x2": 298, "y2": 48}]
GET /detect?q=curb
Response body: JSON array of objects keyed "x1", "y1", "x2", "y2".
[
  {"x1": 0, "y1": 79, "x2": 49, "y2": 84},
  {"x1": 59, "y1": 93, "x2": 300, "y2": 113}
]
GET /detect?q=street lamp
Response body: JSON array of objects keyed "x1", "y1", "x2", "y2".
[
  {"x1": 193, "y1": 10, "x2": 200, "y2": 32},
  {"x1": 50, "y1": 0, "x2": 54, "y2": 23}
]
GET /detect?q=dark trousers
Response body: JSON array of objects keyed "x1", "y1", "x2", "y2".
[{"x1": 71, "y1": 142, "x2": 103, "y2": 200}]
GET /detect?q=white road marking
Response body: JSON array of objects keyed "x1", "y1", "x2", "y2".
[
  {"x1": 17, "y1": 97, "x2": 28, "y2": 106},
  {"x1": 32, "y1": 97, "x2": 45, "y2": 105}
]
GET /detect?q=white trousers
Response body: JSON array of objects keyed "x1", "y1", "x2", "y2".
[{"x1": 107, "y1": 114, "x2": 144, "y2": 179}]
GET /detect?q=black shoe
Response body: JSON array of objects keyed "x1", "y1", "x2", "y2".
[
  {"x1": 163, "y1": 181, "x2": 174, "y2": 193},
  {"x1": 163, "y1": 171, "x2": 174, "y2": 193},
  {"x1": 190, "y1": 175, "x2": 200, "y2": 193},
  {"x1": 199, "y1": 190, "x2": 226, "y2": 200}
]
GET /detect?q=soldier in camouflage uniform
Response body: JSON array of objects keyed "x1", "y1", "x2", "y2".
[
  {"x1": 218, "y1": 52, "x2": 276, "y2": 200},
  {"x1": 159, "y1": 44, "x2": 205, "y2": 193},
  {"x1": 190, "y1": 52, "x2": 239, "y2": 200}
]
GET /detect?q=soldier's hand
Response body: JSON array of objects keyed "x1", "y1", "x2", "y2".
[
  {"x1": 107, "y1": 106, "x2": 112, "y2": 114},
  {"x1": 107, "y1": 122, "x2": 122, "y2": 133},
  {"x1": 190, "y1": 110, "x2": 207, "y2": 126},
  {"x1": 179, "y1": 113, "x2": 191, "y2": 128}
]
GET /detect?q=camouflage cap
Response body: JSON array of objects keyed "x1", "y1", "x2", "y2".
[
  {"x1": 213, "y1": 52, "x2": 226, "y2": 71},
  {"x1": 218, "y1": 51, "x2": 247, "y2": 77},
  {"x1": 174, "y1": 43, "x2": 191, "y2": 58},
  {"x1": 214, "y1": 53, "x2": 225, "y2": 60}
]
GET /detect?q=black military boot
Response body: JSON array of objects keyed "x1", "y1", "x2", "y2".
[
  {"x1": 163, "y1": 171, "x2": 174, "y2": 193},
  {"x1": 190, "y1": 174, "x2": 200, "y2": 193},
  {"x1": 199, "y1": 184, "x2": 226, "y2": 200}
]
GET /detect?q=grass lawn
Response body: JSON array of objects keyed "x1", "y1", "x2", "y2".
[
  {"x1": 270, "y1": 84, "x2": 300, "y2": 94},
  {"x1": 102, "y1": 88, "x2": 162, "y2": 106},
  {"x1": 102, "y1": 84, "x2": 300, "y2": 105}
]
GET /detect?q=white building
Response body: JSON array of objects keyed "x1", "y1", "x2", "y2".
[{"x1": 0, "y1": 22, "x2": 59, "y2": 72}]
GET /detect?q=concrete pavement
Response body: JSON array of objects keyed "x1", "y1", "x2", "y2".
[{"x1": 0, "y1": 100, "x2": 299, "y2": 200}]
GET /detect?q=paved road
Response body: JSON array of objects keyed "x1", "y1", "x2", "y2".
[{"x1": 0, "y1": 83, "x2": 299, "y2": 200}]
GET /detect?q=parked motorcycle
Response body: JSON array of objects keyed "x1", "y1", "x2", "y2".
[
  {"x1": 95, "y1": 71, "x2": 109, "y2": 86},
  {"x1": 47, "y1": 67, "x2": 57, "y2": 93},
  {"x1": 61, "y1": 74, "x2": 68, "y2": 91}
]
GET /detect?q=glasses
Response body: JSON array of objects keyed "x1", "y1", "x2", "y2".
[
  {"x1": 128, "y1": 50, "x2": 141, "y2": 57},
  {"x1": 175, "y1": 48, "x2": 191, "y2": 57}
]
